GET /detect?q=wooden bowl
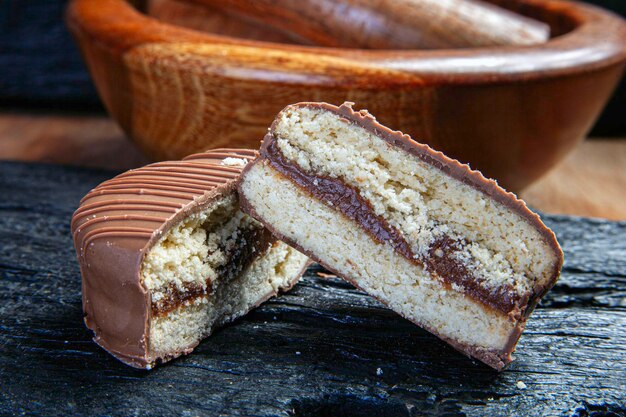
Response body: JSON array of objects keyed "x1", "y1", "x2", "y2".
[{"x1": 66, "y1": 0, "x2": 626, "y2": 191}]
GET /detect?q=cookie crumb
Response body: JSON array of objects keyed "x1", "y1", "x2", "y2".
[{"x1": 221, "y1": 157, "x2": 248, "y2": 167}]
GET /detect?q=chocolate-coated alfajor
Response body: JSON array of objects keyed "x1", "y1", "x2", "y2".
[
  {"x1": 72, "y1": 149, "x2": 309, "y2": 369},
  {"x1": 238, "y1": 102, "x2": 563, "y2": 370}
]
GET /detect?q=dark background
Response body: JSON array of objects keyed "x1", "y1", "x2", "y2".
[{"x1": 0, "y1": 0, "x2": 624, "y2": 136}]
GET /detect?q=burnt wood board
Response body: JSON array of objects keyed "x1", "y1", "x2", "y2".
[{"x1": 0, "y1": 160, "x2": 624, "y2": 417}]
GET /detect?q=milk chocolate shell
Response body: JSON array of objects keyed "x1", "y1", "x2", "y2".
[{"x1": 72, "y1": 149, "x2": 309, "y2": 368}]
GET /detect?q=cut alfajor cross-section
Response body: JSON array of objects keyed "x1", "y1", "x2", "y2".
[
  {"x1": 238, "y1": 102, "x2": 563, "y2": 370},
  {"x1": 72, "y1": 149, "x2": 309, "y2": 369}
]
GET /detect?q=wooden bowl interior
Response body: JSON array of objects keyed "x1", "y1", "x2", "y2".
[
  {"x1": 485, "y1": 0, "x2": 579, "y2": 37},
  {"x1": 143, "y1": 0, "x2": 581, "y2": 47},
  {"x1": 67, "y1": 0, "x2": 626, "y2": 191},
  {"x1": 143, "y1": 0, "x2": 304, "y2": 45}
]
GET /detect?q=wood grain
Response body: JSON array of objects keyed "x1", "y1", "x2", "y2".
[
  {"x1": 1, "y1": 112, "x2": 625, "y2": 220},
  {"x1": 66, "y1": 0, "x2": 626, "y2": 192},
  {"x1": 0, "y1": 161, "x2": 624, "y2": 416},
  {"x1": 147, "y1": 0, "x2": 301, "y2": 44},
  {"x1": 521, "y1": 139, "x2": 626, "y2": 221},
  {"x1": 184, "y1": 0, "x2": 550, "y2": 49},
  {"x1": 0, "y1": 112, "x2": 148, "y2": 171}
]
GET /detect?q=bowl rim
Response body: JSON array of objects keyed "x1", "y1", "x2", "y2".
[{"x1": 67, "y1": 0, "x2": 626, "y2": 85}]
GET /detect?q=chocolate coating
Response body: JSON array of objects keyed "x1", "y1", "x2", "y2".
[
  {"x1": 239, "y1": 102, "x2": 564, "y2": 370},
  {"x1": 72, "y1": 149, "x2": 262, "y2": 368}
]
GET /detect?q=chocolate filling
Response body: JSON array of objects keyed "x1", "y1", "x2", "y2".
[
  {"x1": 151, "y1": 282, "x2": 207, "y2": 317},
  {"x1": 263, "y1": 139, "x2": 523, "y2": 314},
  {"x1": 150, "y1": 225, "x2": 276, "y2": 317},
  {"x1": 425, "y1": 237, "x2": 522, "y2": 314}
]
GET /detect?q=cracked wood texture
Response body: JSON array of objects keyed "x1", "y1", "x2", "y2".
[{"x1": 0, "y1": 161, "x2": 624, "y2": 417}]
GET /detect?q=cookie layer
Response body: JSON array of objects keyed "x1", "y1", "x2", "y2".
[{"x1": 239, "y1": 103, "x2": 563, "y2": 369}]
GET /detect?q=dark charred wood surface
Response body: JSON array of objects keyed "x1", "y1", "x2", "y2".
[{"x1": 0, "y1": 161, "x2": 624, "y2": 416}]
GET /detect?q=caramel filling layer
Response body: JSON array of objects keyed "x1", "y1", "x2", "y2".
[
  {"x1": 264, "y1": 139, "x2": 523, "y2": 313},
  {"x1": 150, "y1": 227, "x2": 276, "y2": 317}
]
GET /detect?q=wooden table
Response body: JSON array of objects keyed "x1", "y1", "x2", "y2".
[
  {"x1": 1, "y1": 160, "x2": 624, "y2": 416},
  {"x1": 1, "y1": 112, "x2": 625, "y2": 220}
]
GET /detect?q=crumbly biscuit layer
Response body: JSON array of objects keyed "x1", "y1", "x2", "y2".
[
  {"x1": 141, "y1": 195, "x2": 260, "y2": 306},
  {"x1": 142, "y1": 194, "x2": 309, "y2": 362},
  {"x1": 272, "y1": 107, "x2": 558, "y2": 298},
  {"x1": 240, "y1": 162, "x2": 518, "y2": 353},
  {"x1": 149, "y1": 241, "x2": 307, "y2": 358}
]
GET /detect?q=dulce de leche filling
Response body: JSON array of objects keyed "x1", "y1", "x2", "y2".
[
  {"x1": 150, "y1": 226, "x2": 276, "y2": 317},
  {"x1": 263, "y1": 139, "x2": 524, "y2": 314}
]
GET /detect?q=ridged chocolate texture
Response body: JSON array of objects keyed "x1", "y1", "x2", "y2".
[{"x1": 71, "y1": 148, "x2": 257, "y2": 368}]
